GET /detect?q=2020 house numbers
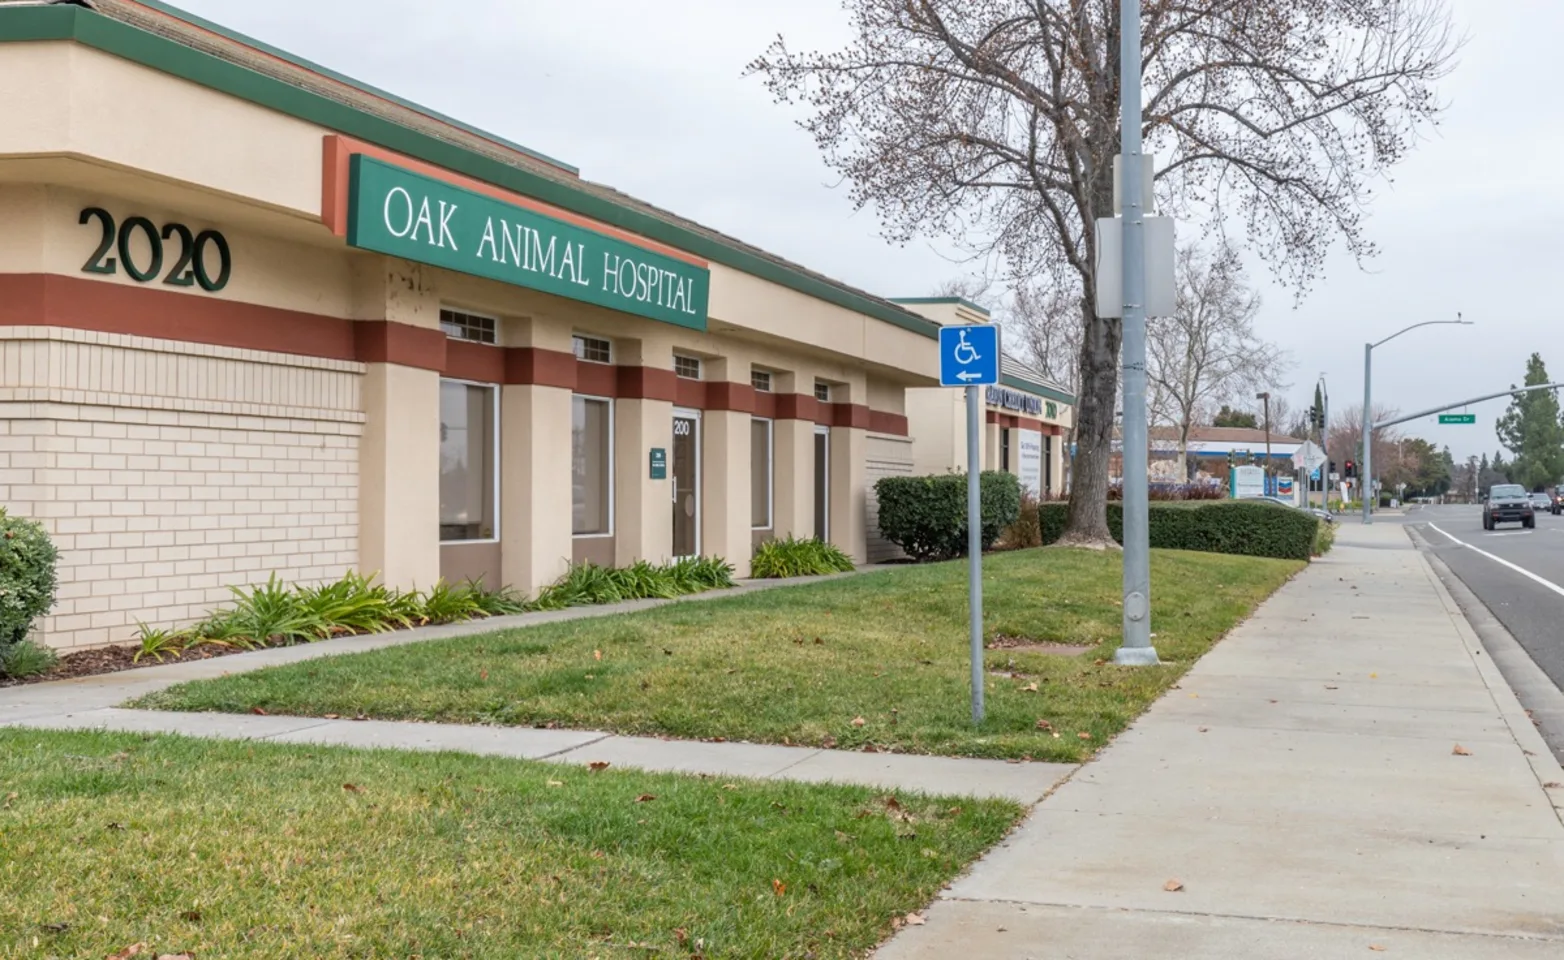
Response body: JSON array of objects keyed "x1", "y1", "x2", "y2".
[{"x1": 78, "y1": 207, "x2": 232, "y2": 292}]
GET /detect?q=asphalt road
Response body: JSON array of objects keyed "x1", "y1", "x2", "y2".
[{"x1": 1407, "y1": 503, "x2": 1564, "y2": 695}]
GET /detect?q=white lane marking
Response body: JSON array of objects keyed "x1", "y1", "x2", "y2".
[{"x1": 1428, "y1": 522, "x2": 1564, "y2": 600}]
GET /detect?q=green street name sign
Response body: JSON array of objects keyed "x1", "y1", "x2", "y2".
[
  {"x1": 1438, "y1": 413, "x2": 1476, "y2": 425},
  {"x1": 347, "y1": 155, "x2": 709, "y2": 329}
]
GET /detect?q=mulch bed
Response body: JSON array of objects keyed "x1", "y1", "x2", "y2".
[
  {"x1": 0, "y1": 640, "x2": 265, "y2": 689},
  {"x1": 985, "y1": 634, "x2": 1095, "y2": 656}
]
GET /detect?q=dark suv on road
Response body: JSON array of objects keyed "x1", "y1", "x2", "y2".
[{"x1": 1483, "y1": 483, "x2": 1534, "y2": 530}]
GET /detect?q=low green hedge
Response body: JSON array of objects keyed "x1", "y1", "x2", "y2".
[
  {"x1": 875, "y1": 472, "x2": 1022, "y2": 562},
  {"x1": 1037, "y1": 500, "x2": 1319, "y2": 561}
]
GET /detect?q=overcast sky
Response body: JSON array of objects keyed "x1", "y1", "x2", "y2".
[{"x1": 173, "y1": 0, "x2": 1550, "y2": 461}]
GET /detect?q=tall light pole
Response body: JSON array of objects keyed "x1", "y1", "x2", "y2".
[
  {"x1": 1257, "y1": 391, "x2": 1272, "y2": 493},
  {"x1": 1115, "y1": 0, "x2": 1157, "y2": 666},
  {"x1": 1318, "y1": 375, "x2": 1329, "y2": 511},
  {"x1": 1362, "y1": 314, "x2": 1473, "y2": 523}
]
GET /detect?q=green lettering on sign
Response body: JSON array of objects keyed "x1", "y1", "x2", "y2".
[
  {"x1": 346, "y1": 155, "x2": 709, "y2": 330},
  {"x1": 1438, "y1": 413, "x2": 1476, "y2": 425}
]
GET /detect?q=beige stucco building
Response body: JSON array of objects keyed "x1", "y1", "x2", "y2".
[
  {"x1": 898, "y1": 299, "x2": 1075, "y2": 499},
  {"x1": 0, "y1": 0, "x2": 949, "y2": 650}
]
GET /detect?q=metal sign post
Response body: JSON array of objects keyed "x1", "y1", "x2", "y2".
[{"x1": 938, "y1": 324, "x2": 1002, "y2": 725}]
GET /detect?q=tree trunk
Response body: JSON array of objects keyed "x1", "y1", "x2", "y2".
[{"x1": 1059, "y1": 296, "x2": 1122, "y2": 546}]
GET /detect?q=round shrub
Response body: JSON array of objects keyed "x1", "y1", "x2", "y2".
[
  {"x1": 875, "y1": 472, "x2": 1023, "y2": 562},
  {"x1": 0, "y1": 508, "x2": 58, "y2": 650}
]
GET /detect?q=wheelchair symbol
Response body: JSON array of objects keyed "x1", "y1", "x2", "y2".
[{"x1": 953, "y1": 329, "x2": 982, "y2": 365}]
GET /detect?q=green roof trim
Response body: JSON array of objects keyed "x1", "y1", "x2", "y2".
[
  {"x1": 889, "y1": 296, "x2": 991, "y2": 317},
  {"x1": 127, "y1": 0, "x2": 579, "y2": 174},
  {"x1": 1001, "y1": 374, "x2": 1075, "y2": 406},
  {"x1": 0, "y1": 3, "x2": 944, "y2": 344}
]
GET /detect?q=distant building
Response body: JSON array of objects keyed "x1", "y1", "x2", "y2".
[{"x1": 1112, "y1": 426, "x2": 1305, "y2": 483}]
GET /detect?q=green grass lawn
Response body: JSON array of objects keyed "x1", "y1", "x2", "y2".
[
  {"x1": 0, "y1": 729, "x2": 1019, "y2": 959},
  {"x1": 135, "y1": 548, "x2": 1301, "y2": 762}
]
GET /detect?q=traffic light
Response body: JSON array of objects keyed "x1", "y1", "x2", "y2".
[
  {"x1": 1345, "y1": 460, "x2": 1356, "y2": 479},
  {"x1": 1330, "y1": 460, "x2": 1337, "y2": 475}
]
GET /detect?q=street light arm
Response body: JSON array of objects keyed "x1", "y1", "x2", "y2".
[{"x1": 1370, "y1": 317, "x2": 1473, "y2": 350}]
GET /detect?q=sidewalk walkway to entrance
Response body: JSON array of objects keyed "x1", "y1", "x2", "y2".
[{"x1": 879, "y1": 521, "x2": 1564, "y2": 958}]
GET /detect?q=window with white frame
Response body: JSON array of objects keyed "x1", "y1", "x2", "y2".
[
  {"x1": 572, "y1": 334, "x2": 613, "y2": 364},
  {"x1": 751, "y1": 417, "x2": 773, "y2": 529},
  {"x1": 439, "y1": 380, "x2": 498, "y2": 542},
  {"x1": 751, "y1": 369, "x2": 773, "y2": 393},
  {"x1": 440, "y1": 308, "x2": 497, "y2": 344},
  {"x1": 572, "y1": 396, "x2": 613, "y2": 536},
  {"x1": 814, "y1": 381, "x2": 832, "y2": 403},
  {"x1": 674, "y1": 355, "x2": 702, "y2": 380}
]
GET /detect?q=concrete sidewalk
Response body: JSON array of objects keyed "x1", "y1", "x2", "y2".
[
  {"x1": 0, "y1": 568, "x2": 1073, "y2": 804},
  {"x1": 880, "y1": 521, "x2": 1564, "y2": 958}
]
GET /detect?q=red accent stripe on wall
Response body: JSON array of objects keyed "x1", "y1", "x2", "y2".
[
  {"x1": 869, "y1": 411, "x2": 909, "y2": 436},
  {"x1": 0, "y1": 273, "x2": 359, "y2": 361},
  {"x1": 0, "y1": 273, "x2": 910, "y2": 435}
]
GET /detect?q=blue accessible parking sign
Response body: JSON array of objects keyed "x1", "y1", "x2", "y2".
[{"x1": 939, "y1": 324, "x2": 1001, "y2": 387}]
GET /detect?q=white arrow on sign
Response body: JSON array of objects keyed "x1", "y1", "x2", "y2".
[{"x1": 956, "y1": 371, "x2": 983, "y2": 382}]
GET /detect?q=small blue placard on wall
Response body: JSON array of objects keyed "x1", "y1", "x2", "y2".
[{"x1": 649, "y1": 448, "x2": 668, "y2": 480}]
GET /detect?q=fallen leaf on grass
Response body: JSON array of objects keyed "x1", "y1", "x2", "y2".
[
  {"x1": 250, "y1": 707, "x2": 267, "y2": 716},
  {"x1": 1163, "y1": 879, "x2": 1184, "y2": 892},
  {"x1": 1452, "y1": 744, "x2": 1471, "y2": 757},
  {"x1": 1077, "y1": 732, "x2": 1092, "y2": 741},
  {"x1": 634, "y1": 794, "x2": 656, "y2": 803},
  {"x1": 342, "y1": 783, "x2": 362, "y2": 793},
  {"x1": 107, "y1": 945, "x2": 146, "y2": 960},
  {"x1": 322, "y1": 714, "x2": 340, "y2": 720},
  {"x1": 3, "y1": 792, "x2": 16, "y2": 809},
  {"x1": 546, "y1": 780, "x2": 564, "y2": 788},
  {"x1": 157, "y1": 954, "x2": 194, "y2": 960},
  {"x1": 904, "y1": 912, "x2": 926, "y2": 926},
  {"x1": 674, "y1": 928, "x2": 689, "y2": 946},
  {"x1": 851, "y1": 717, "x2": 866, "y2": 727},
  {"x1": 1035, "y1": 719, "x2": 1053, "y2": 731},
  {"x1": 1021, "y1": 682, "x2": 1039, "y2": 693},
  {"x1": 588, "y1": 761, "x2": 611, "y2": 772},
  {"x1": 593, "y1": 650, "x2": 602, "y2": 661},
  {"x1": 772, "y1": 879, "x2": 786, "y2": 897}
]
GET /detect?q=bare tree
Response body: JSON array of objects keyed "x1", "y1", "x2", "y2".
[
  {"x1": 1148, "y1": 243, "x2": 1289, "y2": 471},
  {"x1": 1004, "y1": 271, "x2": 1083, "y2": 394},
  {"x1": 750, "y1": 1, "x2": 1457, "y2": 545},
  {"x1": 1267, "y1": 396, "x2": 1296, "y2": 438},
  {"x1": 1328, "y1": 403, "x2": 1402, "y2": 487}
]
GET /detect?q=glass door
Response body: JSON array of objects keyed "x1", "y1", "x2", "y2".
[
  {"x1": 813, "y1": 425, "x2": 830, "y2": 542},
  {"x1": 673, "y1": 409, "x2": 701, "y2": 557}
]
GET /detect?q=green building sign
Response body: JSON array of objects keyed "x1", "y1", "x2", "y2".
[{"x1": 347, "y1": 155, "x2": 710, "y2": 329}]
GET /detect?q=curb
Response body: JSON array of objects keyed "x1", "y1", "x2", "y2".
[{"x1": 1406, "y1": 525, "x2": 1564, "y2": 823}]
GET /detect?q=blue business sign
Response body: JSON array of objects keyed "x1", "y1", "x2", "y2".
[{"x1": 939, "y1": 324, "x2": 1001, "y2": 387}]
